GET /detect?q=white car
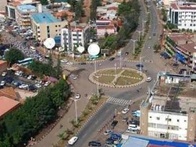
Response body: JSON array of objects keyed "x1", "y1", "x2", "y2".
[
  {"x1": 35, "y1": 83, "x2": 42, "y2": 88},
  {"x1": 122, "y1": 107, "x2": 129, "y2": 114},
  {"x1": 146, "y1": 77, "x2": 152, "y2": 82},
  {"x1": 0, "y1": 81, "x2": 5, "y2": 86},
  {"x1": 60, "y1": 59, "x2": 68, "y2": 63},
  {"x1": 2, "y1": 72, "x2": 7, "y2": 77},
  {"x1": 68, "y1": 136, "x2": 78, "y2": 145},
  {"x1": 44, "y1": 81, "x2": 50, "y2": 87},
  {"x1": 75, "y1": 93, "x2": 80, "y2": 99},
  {"x1": 19, "y1": 84, "x2": 28, "y2": 89}
]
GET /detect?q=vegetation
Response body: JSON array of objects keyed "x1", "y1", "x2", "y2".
[
  {"x1": 161, "y1": 8, "x2": 167, "y2": 22},
  {"x1": 0, "y1": 79, "x2": 71, "y2": 146},
  {"x1": 28, "y1": 55, "x2": 62, "y2": 79},
  {"x1": 90, "y1": 0, "x2": 102, "y2": 20},
  {"x1": 40, "y1": 0, "x2": 48, "y2": 5},
  {"x1": 4, "y1": 48, "x2": 25, "y2": 65},
  {"x1": 100, "y1": 0, "x2": 140, "y2": 54}
]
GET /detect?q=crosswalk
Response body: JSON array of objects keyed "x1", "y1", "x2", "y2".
[{"x1": 106, "y1": 97, "x2": 131, "y2": 106}]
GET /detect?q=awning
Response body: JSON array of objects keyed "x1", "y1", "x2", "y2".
[
  {"x1": 165, "y1": 46, "x2": 175, "y2": 56},
  {"x1": 175, "y1": 52, "x2": 186, "y2": 64}
]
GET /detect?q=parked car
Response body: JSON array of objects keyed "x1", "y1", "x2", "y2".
[
  {"x1": 68, "y1": 136, "x2": 78, "y2": 145},
  {"x1": 109, "y1": 57, "x2": 115, "y2": 61},
  {"x1": 0, "y1": 81, "x2": 5, "y2": 86},
  {"x1": 111, "y1": 120, "x2": 118, "y2": 129},
  {"x1": 44, "y1": 81, "x2": 50, "y2": 87},
  {"x1": 105, "y1": 138, "x2": 114, "y2": 145},
  {"x1": 19, "y1": 84, "x2": 28, "y2": 89},
  {"x1": 1, "y1": 71, "x2": 7, "y2": 77},
  {"x1": 88, "y1": 141, "x2": 101, "y2": 146},
  {"x1": 104, "y1": 130, "x2": 112, "y2": 135},
  {"x1": 121, "y1": 107, "x2": 129, "y2": 114}
]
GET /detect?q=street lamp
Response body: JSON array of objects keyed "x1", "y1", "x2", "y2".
[
  {"x1": 142, "y1": 20, "x2": 147, "y2": 36},
  {"x1": 131, "y1": 39, "x2": 137, "y2": 54},
  {"x1": 140, "y1": 56, "x2": 145, "y2": 76},
  {"x1": 136, "y1": 30, "x2": 142, "y2": 41}
]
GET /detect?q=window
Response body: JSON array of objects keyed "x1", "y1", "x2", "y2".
[
  {"x1": 184, "y1": 120, "x2": 186, "y2": 122},
  {"x1": 156, "y1": 117, "x2": 160, "y2": 120},
  {"x1": 149, "y1": 116, "x2": 152, "y2": 118},
  {"x1": 59, "y1": 25, "x2": 61, "y2": 27},
  {"x1": 55, "y1": 25, "x2": 57, "y2": 27}
]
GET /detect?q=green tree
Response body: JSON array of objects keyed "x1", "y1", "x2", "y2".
[
  {"x1": 40, "y1": 0, "x2": 48, "y2": 5},
  {"x1": 75, "y1": 1, "x2": 83, "y2": 20},
  {"x1": 4, "y1": 48, "x2": 25, "y2": 65},
  {"x1": 55, "y1": 56, "x2": 62, "y2": 79}
]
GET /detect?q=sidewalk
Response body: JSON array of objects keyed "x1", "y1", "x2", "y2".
[{"x1": 32, "y1": 97, "x2": 89, "y2": 147}]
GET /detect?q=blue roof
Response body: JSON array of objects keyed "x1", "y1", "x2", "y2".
[
  {"x1": 132, "y1": 136, "x2": 196, "y2": 147},
  {"x1": 17, "y1": 5, "x2": 36, "y2": 12},
  {"x1": 31, "y1": 12, "x2": 60, "y2": 24},
  {"x1": 122, "y1": 137, "x2": 149, "y2": 147}
]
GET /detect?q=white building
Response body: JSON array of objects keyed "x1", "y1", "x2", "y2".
[
  {"x1": 169, "y1": 2, "x2": 196, "y2": 31},
  {"x1": 140, "y1": 72, "x2": 196, "y2": 141},
  {"x1": 61, "y1": 24, "x2": 91, "y2": 52}
]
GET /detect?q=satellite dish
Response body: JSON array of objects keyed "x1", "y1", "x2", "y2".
[
  {"x1": 88, "y1": 43, "x2": 100, "y2": 56},
  {"x1": 44, "y1": 38, "x2": 55, "y2": 49},
  {"x1": 77, "y1": 46, "x2": 85, "y2": 53}
]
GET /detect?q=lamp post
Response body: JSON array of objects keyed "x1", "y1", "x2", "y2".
[
  {"x1": 140, "y1": 56, "x2": 145, "y2": 76},
  {"x1": 136, "y1": 30, "x2": 142, "y2": 41},
  {"x1": 131, "y1": 39, "x2": 137, "y2": 54}
]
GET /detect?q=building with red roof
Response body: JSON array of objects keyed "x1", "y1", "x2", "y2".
[{"x1": 0, "y1": 96, "x2": 20, "y2": 119}]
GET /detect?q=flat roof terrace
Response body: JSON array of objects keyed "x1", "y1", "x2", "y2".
[
  {"x1": 17, "y1": 4, "x2": 37, "y2": 13},
  {"x1": 150, "y1": 82, "x2": 196, "y2": 113},
  {"x1": 31, "y1": 12, "x2": 60, "y2": 24}
]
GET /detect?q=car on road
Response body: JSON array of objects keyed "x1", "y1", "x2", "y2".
[
  {"x1": 121, "y1": 107, "x2": 129, "y2": 114},
  {"x1": 68, "y1": 136, "x2": 78, "y2": 145},
  {"x1": 1, "y1": 72, "x2": 7, "y2": 77},
  {"x1": 146, "y1": 77, "x2": 152, "y2": 82},
  {"x1": 75, "y1": 93, "x2": 80, "y2": 99},
  {"x1": 109, "y1": 57, "x2": 115, "y2": 61},
  {"x1": 104, "y1": 130, "x2": 112, "y2": 135},
  {"x1": 88, "y1": 141, "x2": 101, "y2": 146}
]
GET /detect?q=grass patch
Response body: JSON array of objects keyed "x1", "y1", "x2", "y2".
[
  {"x1": 116, "y1": 77, "x2": 142, "y2": 85},
  {"x1": 94, "y1": 75, "x2": 115, "y2": 84},
  {"x1": 96, "y1": 69, "x2": 122, "y2": 75},
  {"x1": 121, "y1": 70, "x2": 142, "y2": 78}
]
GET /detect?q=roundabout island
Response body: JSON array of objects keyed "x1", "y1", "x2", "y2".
[{"x1": 89, "y1": 68, "x2": 147, "y2": 88}]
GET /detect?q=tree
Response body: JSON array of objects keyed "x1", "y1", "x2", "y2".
[
  {"x1": 55, "y1": 56, "x2": 62, "y2": 79},
  {"x1": 40, "y1": 0, "x2": 48, "y2": 5},
  {"x1": 4, "y1": 48, "x2": 25, "y2": 65}
]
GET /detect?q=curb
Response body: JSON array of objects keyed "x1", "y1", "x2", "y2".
[{"x1": 89, "y1": 68, "x2": 147, "y2": 88}]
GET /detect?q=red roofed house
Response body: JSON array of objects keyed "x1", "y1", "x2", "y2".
[
  {"x1": 96, "y1": 25, "x2": 116, "y2": 37},
  {"x1": 0, "y1": 96, "x2": 20, "y2": 119},
  {"x1": 0, "y1": 60, "x2": 7, "y2": 74}
]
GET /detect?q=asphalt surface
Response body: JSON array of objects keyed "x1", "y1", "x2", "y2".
[{"x1": 69, "y1": 1, "x2": 165, "y2": 147}]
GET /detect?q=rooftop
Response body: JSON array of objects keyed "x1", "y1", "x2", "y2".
[
  {"x1": 167, "y1": 33, "x2": 196, "y2": 53},
  {"x1": 0, "y1": 96, "x2": 20, "y2": 118},
  {"x1": 0, "y1": 60, "x2": 7, "y2": 65},
  {"x1": 144, "y1": 72, "x2": 196, "y2": 114},
  {"x1": 17, "y1": 4, "x2": 37, "y2": 13},
  {"x1": 171, "y1": 2, "x2": 196, "y2": 10},
  {"x1": 121, "y1": 135, "x2": 196, "y2": 147},
  {"x1": 0, "y1": 87, "x2": 20, "y2": 100},
  {"x1": 31, "y1": 12, "x2": 60, "y2": 24}
]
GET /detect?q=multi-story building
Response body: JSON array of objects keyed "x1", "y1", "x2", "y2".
[
  {"x1": 0, "y1": 0, "x2": 7, "y2": 13},
  {"x1": 15, "y1": 4, "x2": 37, "y2": 28},
  {"x1": 6, "y1": 0, "x2": 39, "y2": 20},
  {"x1": 163, "y1": 33, "x2": 196, "y2": 72},
  {"x1": 30, "y1": 12, "x2": 68, "y2": 42},
  {"x1": 61, "y1": 23, "x2": 91, "y2": 52},
  {"x1": 169, "y1": 2, "x2": 196, "y2": 31},
  {"x1": 140, "y1": 71, "x2": 196, "y2": 141}
]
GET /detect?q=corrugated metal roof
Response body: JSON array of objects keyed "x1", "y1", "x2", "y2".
[{"x1": 122, "y1": 137, "x2": 149, "y2": 147}]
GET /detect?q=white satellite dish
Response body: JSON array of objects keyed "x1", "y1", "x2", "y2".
[
  {"x1": 44, "y1": 38, "x2": 55, "y2": 49},
  {"x1": 77, "y1": 46, "x2": 85, "y2": 53},
  {"x1": 88, "y1": 43, "x2": 100, "y2": 56}
]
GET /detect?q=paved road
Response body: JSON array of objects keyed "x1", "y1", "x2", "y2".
[{"x1": 70, "y1": 0, "x2": 166, "y2": 147}]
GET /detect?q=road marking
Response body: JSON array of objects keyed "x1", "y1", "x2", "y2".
[{"x1": 106, "y1": 97, "x2": 130, "y2": 106}]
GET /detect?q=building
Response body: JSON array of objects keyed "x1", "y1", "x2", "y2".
[
  {"x1": 0, "y1": 0, "x2": 7, "y2": 13},
  {"x1": 15, "y1": 4, "x2": 37, "y2": 27},
  {"x1": 95, "y1": 20, "x2": 117, "y2": 38},
  {"x1": 0, "y1": 96, "x2": 20, "y2": 119},
  {"x1": 6, "y1": 0, "x2": 39, "y2": 20},
  {"x1": 0, "y1": 87, "x2": 20, "y2": 100},
  {"x1": 31, "y1": 12, "x2": 68, "y2": 42},
  {"x1": 0, "y1": 60, "x2": 7, "y2": 74},
  {"x1": 121, "y1": 135, "x2": 196, "y2": 147},
  {"x1": 61, "y1": 23, "x2": 91, "y2": 52},
  {"x1": 169, "y1": 2, "x2": 196, "y2": 31},
  {"x1": 163, "y1": 33, "x2": 196, "y2": 72},
  {"x1": 140, "y1": 72, "x2": 196, "y2": 141}
]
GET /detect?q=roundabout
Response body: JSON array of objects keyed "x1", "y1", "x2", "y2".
[{"x1": 89, "y1": 68, "x2": 147, "y2": 88}]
